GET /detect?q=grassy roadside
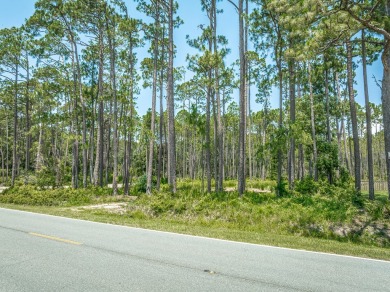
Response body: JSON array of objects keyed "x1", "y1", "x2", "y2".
[
  {"x1": 1, "y1": 198, "x2": 390, "y2": 261},
  {"x1": 1, "y1": 179, "x2": 389, "y2": 261}
]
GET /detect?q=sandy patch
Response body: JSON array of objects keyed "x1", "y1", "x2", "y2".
[{"x1": 77, "y1": 202, "x2": 128, "y2": 214}]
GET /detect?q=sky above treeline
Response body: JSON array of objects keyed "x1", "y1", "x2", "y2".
[{"x1": 0, "y1": 0, "x2": 384, "y2": 115}]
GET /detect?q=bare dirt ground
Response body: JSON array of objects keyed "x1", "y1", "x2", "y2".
[
  {"x1": 73, "y1": 196, "x2": 138, "y2": 214},
  {"x1": 75, "y1": 202, "x2": 129, "y2": 214}
]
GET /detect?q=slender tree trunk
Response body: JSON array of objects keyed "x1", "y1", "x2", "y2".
[
  {"x1": 157, "y1": 43, "x2": 165, "y2": 191},
  {"x1": 167, "y1": 0, "x2": 176, "y2": 193},
  {"x1": 211, "y1": 0, "x2": 224, "y2": 191},
  {"x1": 206, "y1": 75, "x2": 212, "y2": 192},
  {"x1": 261, "y1": 119, "x2": 267, "y2": 180},
  {"x1": 381, "y1": 38, "x2": 390, "y2": 199},
  {"x1": 245, "y1": 0, "x2": 252, "y2": 183},
  {"x1": 346, "y1": 39, "x2": 361, "y2": 191},
  {"x1": 1, "y1": 149, "x2": 4, "y2": 183},
  {"x1": 36, "y1": 123, "x2": 43, "y2": 172},
  {"x1": 124, "y1": 16, "x2": 135, "y2": 195},
  {"x1": 94, "y1": 31, "x2": 104, "y2": 187},
  {"x1": 73, "y1": 41, "x2": 87, "y2": 189},
  {"x1": 325, "y1": 64, "x2": 333, "y2": 184},
  {"x1": 276, "y1": 46, "x2": 283, "y2": 196},
  {"x1": 6, "y1": 115, "x2": 9, "y2": 182},
  {"x1": 212, "y1": 90, "x2": 218, "y2": 190},
  {"x1": 362, "y1": 29, "x2": 375, "y2": 200},
  {"x1": 347, "y1": 118, "x2": 354, "y2": 175},
  {"x1": 105, "y1": 99, "x2": 112, "y2": 185},
  {"x1": 25, "y1": 54, "x2": 31, "y2": 173},
  {"x1": 298, "y1": 144, "x2": 304, "y2": 180},
  {"x1": 61, "y1": 12, "x2": 86, "y2": 188},
  {"x1": 335, "y1": 72, "x2": 343, "y2": 172},
  {"x1": 147, "y1": 10, "x2": 160, "y2": 195},
  {"x1": 11, "y1": 62, "x2": 19, "y2": 187},
  {"x1": 378, "y1": 1, "x2": 390, "y2": 198},
  {"x1": 341, "y1": 93, "x2": 350, "y2": 172},
  {"x1": 124, "y1": 100, "x2": 134, "y2": 195},
  {"x1": 89, "y1": 68, "x2": 96, "y2": 184},
  {"x1": 70, "y1": 42, "x2": 79, "y2": 189},
  {"x1": 105, "y1": 15, "x2": 119, "y2": 195},
  {"x1": 308, "y1": 61, "x2": 318, "y2": 181},
  {"x1": 288, "y1": 56, "x2": 296, "y2": 189},
  {"x1": 238, "y1": 0, "x2": 246, "y2": 196}
]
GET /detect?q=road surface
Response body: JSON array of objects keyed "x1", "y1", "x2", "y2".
[{"x1": 0, "y1": 207, "x2": 389, "y2": 291}]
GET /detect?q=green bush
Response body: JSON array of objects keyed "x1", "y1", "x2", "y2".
[
  {"x1": 134, "y1": 175, "x2": 159, "y2": 194},
  {"x1": 275, "y1": 179, "x2": 289, "y2": 197},
  {"x1": 295, "y1": 177, "x2": 319, "y2": 196},
  {"x1": 0, "y1": 185, "x2": 108, "y2": 206},
  {"x1": 134, "y1": 175, "x2": 147, "y2": 193}
]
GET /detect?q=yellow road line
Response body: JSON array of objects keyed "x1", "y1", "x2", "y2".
[{"x1": 29, "y1": 232, "x2": 83, "y2": 245}]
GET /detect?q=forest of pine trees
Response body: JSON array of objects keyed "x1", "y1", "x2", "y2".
[{"x1": 0, "y1": 0, "x2": 389, "y2": 199}]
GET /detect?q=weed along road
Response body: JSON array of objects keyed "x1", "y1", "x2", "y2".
[{"x1": 0, "y1": 208, "x2": 389, "y2": 292}]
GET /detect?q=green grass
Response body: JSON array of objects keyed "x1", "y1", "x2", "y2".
[
  {"x1": 1, "y1": 202, "x2": 389, "y2": 261},
  {"x1": 1, "y1": 181, "x2": 389, "y2": 261},
  {"x1": 362, "y1": 191, "x2": 389, "y2": 203}
]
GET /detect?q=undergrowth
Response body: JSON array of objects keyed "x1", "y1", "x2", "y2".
[
  {"x1": 1, "y1": 179, "x2": 389, "y2": 247},
  {"x1": 0, "y1": 185, "x2": 113, "y2": 206}
]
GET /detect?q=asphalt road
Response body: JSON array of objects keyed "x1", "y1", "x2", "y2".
[{"x1": 0, "y1": 208, "x2": 389, "y2": 292}]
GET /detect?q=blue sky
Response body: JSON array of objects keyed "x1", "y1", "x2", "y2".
[{"x1": 0, "y1": 0, "x2": 384, "y2": 116}]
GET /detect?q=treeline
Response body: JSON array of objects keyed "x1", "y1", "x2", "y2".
[{"x1": 0, "y1": 0, "x2": 389, "y2": 199}]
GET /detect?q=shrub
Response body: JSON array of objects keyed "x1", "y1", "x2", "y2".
[
  {"x1": 133, "y1": 175, "x2": 159, "y2": 194},
  {"x1": 275, "y1": 179, "x2": 289, "y2": 197},
  {"x1": 0, "y1": 185, "x2": 95, "y2": 206},
  {"x1": 295, "y1": 177, "x2": 319, "y2": 196},
  {"x1": 134, "y1": 175, "x2": 147, "y2": 193}
]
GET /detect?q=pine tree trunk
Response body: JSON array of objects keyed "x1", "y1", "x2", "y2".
[
  {"x1": 70, "y1": 42, "x2": 79, "y2": 189},
  {"x1": 381, "y1": 38, "x2": 390, "y2": 199},
  {"x1": 89, "y1": 70, "x2": 96, "y2": 185},
  {"x1": 105, "y1": 15, "x2": 119, "y2": 195},
  {"x1": 362, "y1": 29, "x2": 375, "y2": 200},
  {"x1": 211, "y1": 0, "x2": 224, "y2": 192},
  {"x1": 72, "y1": 41, "x2": 87, "y2": 189},
  {"x1": 147, "y1": 9, "x2": 160, "y2": 195},
  {"x1": 342, "y1": 115, "x2": 350, "y2": 172},
  {"x1": 11, "y1": 62, "x2": 18, "y2": 187},
  {"x1": 335, "y1": 72, "x2": 343, "y2": 172},
  {"x1": 1, "y1": 148, "x2": 4, "y2": 183},
  {"x1": 94, "y1": 31, "x2": 105, "y2": 187},
  {"x1": 167, "y1": 0, "x2": 176, "y2": 193},
  {"x1": 238, "y1": 0, "x2": 246, "y2": 196},
  {"x1": 25, "y1": 54, "x2": 31, "y2": 173},
  {"x1": 325, "y1": 65, "x2": 333, "y2": 184},
  {"x1": 206, "y1": 73, "x2": 212, "y2": 193},
  {"x1": 346, "y1": 39, "x2": 361, "y2": 191},
  {"x1": 36, "y1": 123, "x2": 43, "y2": 172},
  {"x1": 124, "y1": 18, "x2": 135, "y2": 196},
  {"x1": 6, "y1": 115, "x2": 9, "y2": 182},
  {"x1": 261, "y1": 122, "x2": 267, "y2": 180},
  {"x1": 111, "y1": 49, "x2": 119, "y2": 194},
  {"x1": 105, "y1": 99, "x2": 112, "y2": 186},
  {"x1": 276, "y1": 46, "x2": 283, "y2": 196},
  {"x1": 212, "y1": 90, "x2": 218, "y2": 191},
  {"x1": 157, "y1": 46, "x2": 164, "y2": 191},
  {"x1": 308, "y1": 62, "x2": 318, "y2": 181},
  {"x1": 298, "y1": 144, "x2": 304, "y2": 180},
  {"x1": 288, "y1": 57, "x2": 296, "y2": 189}
]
